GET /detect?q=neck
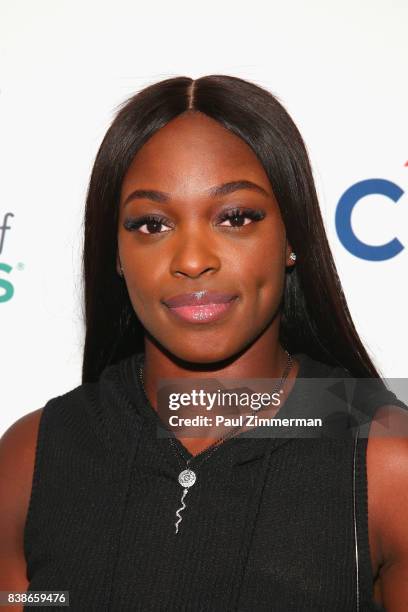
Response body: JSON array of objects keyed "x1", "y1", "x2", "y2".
[{"x1": 139, "y1": 330, "x2": 300, "y2": 412}]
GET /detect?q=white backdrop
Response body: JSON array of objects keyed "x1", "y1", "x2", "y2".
[{"x1": 1, "y1": 0, "x2": 407, "y2": 436}]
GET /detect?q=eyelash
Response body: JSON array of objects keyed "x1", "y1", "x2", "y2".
[{"x1": 123, "y1": 207, "x2": 266, "y2": 235}]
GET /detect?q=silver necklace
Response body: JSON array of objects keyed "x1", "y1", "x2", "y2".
[{"x1": 137, "y1": 351, "x2": 293, "y2": 533}]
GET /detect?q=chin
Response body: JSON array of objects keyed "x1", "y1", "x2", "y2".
[
  {"x1": 161, "y1": 338, "x2": 241, "y2": 368},
  {"x1": 177, "y1": 347, "x2": 233, "y2": 366}
]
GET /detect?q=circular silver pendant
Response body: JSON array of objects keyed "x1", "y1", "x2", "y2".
[{"x1": 178, "y1": 469, "x2": 196, "y2": 488}]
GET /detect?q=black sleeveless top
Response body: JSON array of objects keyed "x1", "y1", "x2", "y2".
[{"x1": 23, "y1": 352, "x2": 406, "y2": 611}]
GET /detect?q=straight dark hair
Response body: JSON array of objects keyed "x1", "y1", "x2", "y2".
[{"x1": 82, "y1": 74, "x2": 380, "y2": 383}]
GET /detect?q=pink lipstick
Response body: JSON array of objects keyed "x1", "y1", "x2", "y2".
[{"x1": 162, "y1": 290, "x2": 238, "y2": 324}]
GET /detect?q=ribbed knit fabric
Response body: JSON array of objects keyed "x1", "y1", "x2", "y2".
[{"x1": 23, "y1": 352, "x2": 406, "y2": 611}]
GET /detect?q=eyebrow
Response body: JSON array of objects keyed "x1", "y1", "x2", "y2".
[{"x1": 122, "y1": 180, "x2": 270, "y2": 207}]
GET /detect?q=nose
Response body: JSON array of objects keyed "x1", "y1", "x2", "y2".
[{"x1": 169, "y1": 226, "x2": 221, "y2": 279}]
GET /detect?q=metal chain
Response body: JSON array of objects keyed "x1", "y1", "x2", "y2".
[{"x1": 137, "y1": 350, "x2": 293, "y2": 471}]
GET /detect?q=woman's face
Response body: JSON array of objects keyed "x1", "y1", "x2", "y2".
[{"x1": 117, "y1": 111, "x2": 294, "y2": 364}]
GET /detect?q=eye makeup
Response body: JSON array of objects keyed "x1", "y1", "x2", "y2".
[{"x1": 123, "y1": 206, "x2": 266, "y2": 235}]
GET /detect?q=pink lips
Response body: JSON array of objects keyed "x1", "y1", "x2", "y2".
[{"x1": 162, "y1": 291, "x2": 238, "y2": 324}]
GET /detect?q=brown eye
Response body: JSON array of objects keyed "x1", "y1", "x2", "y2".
[
  {"x1": 219, "y1": 213, "x2": 252, "y2": 228},
  {"x1": 217, "y1": 207, "x2": 265, "y2": 228},
  {"x1": 123, "y1": 215, "x2": 172, "y2": 234}
]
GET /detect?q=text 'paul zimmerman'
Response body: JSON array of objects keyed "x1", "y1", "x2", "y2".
[{"x1": 168, "y1": 414, "x2": 322, "y2": 428}]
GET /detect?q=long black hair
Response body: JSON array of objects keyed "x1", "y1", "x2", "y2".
[{"x1": 82, "y1": 74, "x2": 380, "y2": 382}]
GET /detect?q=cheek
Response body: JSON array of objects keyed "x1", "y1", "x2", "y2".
[
  {"x1": 254, "y1": 256, "x2": 287, "y2": 312},
  {"x1": 122, "y1": 249, "x2": 166, "y2": 316},
  {"x1": 238, "y1": 230, "x2": 287, "y2": 295}
]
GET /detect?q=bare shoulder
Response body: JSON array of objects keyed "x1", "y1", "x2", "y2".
[
  {"x1": 367, "y1": 404, "x2": 408, "y2": 609},
  {"x1": 0, "y1": 408, "x2": 44, "y2": 501},
  {"x1": 0, "y1": 408, "x2": 43, "y2": 590}
]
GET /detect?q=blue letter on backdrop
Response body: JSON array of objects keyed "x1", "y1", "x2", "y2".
[{"x1": 335, "y1": 179, "x2": 404, "y2": 261}]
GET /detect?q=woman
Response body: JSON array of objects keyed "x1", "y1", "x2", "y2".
[{"x1": 1, "y1": 75, "x2": 407, "y2": 611}]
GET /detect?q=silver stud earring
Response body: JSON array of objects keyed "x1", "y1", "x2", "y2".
[
  {"x1": 119, "y1": 265, "x2": 124, "y2": 277},
  {"x1": 289, "y1": 252, "x2": 296, "y2": 261}
]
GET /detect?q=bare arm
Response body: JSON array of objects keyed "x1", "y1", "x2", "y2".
[
  {"x1": 0, "y1": 409, "x2": 43, "y2": 610},
  {"x1": 367, "y1": 404, "x2": 408, "y2": 611}
]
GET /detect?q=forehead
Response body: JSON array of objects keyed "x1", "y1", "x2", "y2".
[{"x1": 121, "y1": 111, "x2": 272, "y2": 196}]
